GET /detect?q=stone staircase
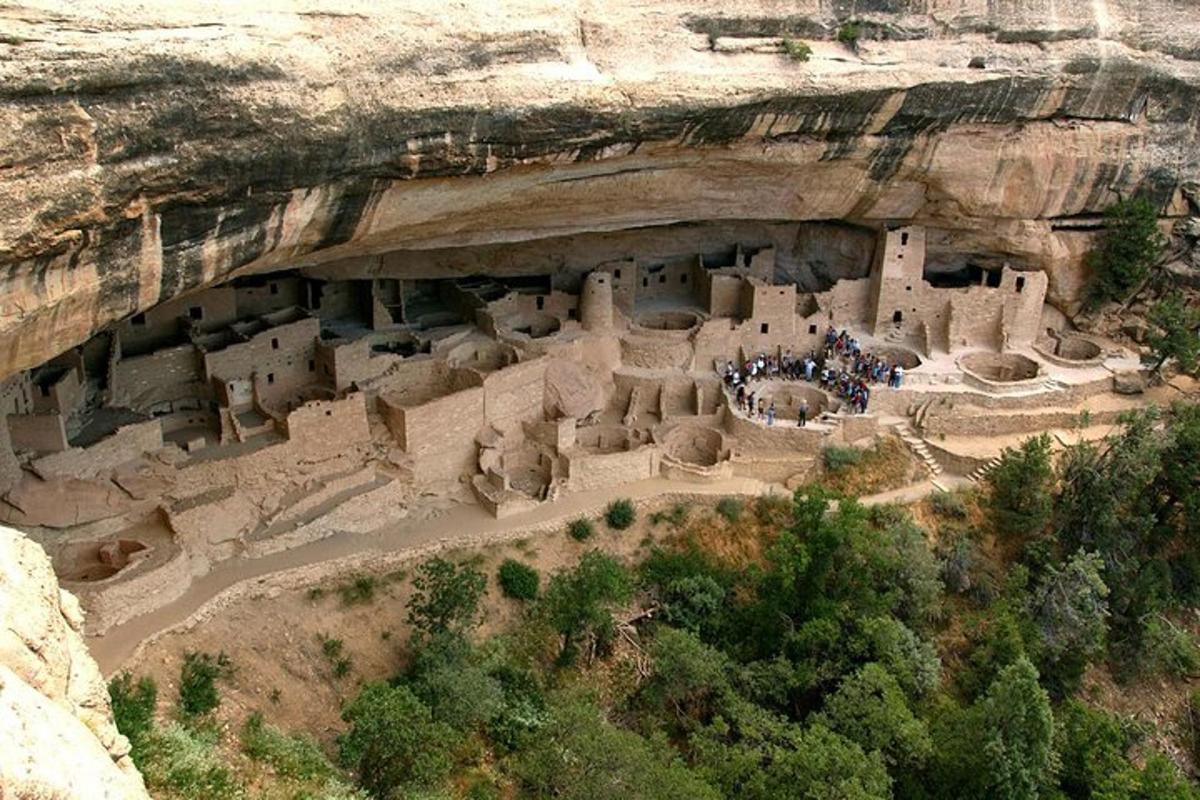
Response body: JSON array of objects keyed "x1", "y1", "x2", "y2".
[
  {"x1": 891, "y1": 419, "x2": 943, "y2": 479},
  {"x1": 1042, "y1": 376, "x2": 1070, "y2": 393},
  {"x1": 968, "y1": 455, "x2": 1003, "y2": 484}
]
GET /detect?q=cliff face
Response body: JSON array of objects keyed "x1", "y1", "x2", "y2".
[
  {"x1": 0, "y1": 525, "x2": 150, "y2": 798},
  {"x1": 1, "y1": 0, "x2": 1198, "y2": 376}
]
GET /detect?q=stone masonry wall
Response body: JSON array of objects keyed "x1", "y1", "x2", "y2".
[
  {"x1": 111, "y1": 343, "x2": 204, "y2": 412},
  {"x1": 283, "y1": 393, "x2": 371, "y2": 456},
  {"x1": 30, "y1": 420, "x2": 163, "y2": 480},
  {"x1": 7, "y1": 413, "x2": 68, "y2": 453}
]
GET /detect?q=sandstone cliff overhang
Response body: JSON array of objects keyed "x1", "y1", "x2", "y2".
[{"x1": 1, "y1": 0, "x2": 1198, "y2": 376}]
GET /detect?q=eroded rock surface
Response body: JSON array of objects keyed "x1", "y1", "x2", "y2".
[
  {"x1": 0, "y1": 524, "x2": 150, "y2": 798},
  {"x1": 1, "y1": 0, "x2": 1198, "y2": 374}
]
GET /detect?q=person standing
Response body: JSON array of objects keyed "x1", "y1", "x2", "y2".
[
  {"x1": 767, "y1": 401, "x2": 776, "y2": 426},
  {"x1": 798, "y1": 399, "x2": 808, "y2": 427}
]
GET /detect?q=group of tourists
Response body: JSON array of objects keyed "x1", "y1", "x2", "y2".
[{"x1": 721, "y1": 326, "x2": 908, "y2": 425}]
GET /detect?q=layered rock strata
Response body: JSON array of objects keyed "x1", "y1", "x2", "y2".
[{"x1": 1, "y1": 0, "x2": 1198, "y2": 374}]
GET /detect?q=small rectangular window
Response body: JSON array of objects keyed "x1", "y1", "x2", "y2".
[
  {"x1": 658, "y1": 275, "x2": 666, "y2": 284},
  {"x1": 308, "y1": 359, "x2": 315, "y2": 372},
  {"x1": 189, "y1": 306, "x2": 203, "y2": 320},
  {"x1": 267, "y1": 373, "x2": 275, "y2": 385},
  {"x1": 901, "y1": 232, "x2": 909, "y2": 246},
  {"x1": 271, "y1": 338, "x2": 279, "y2": 350},
  {"x1": 536, "y1": 296, "x2": 545, "y2": 310},
  {"x1": 680, "y1": 274, "x2": 688, "y2": 284},
  {"x1": 614, "y1": 269, "x2": 622, "y2": 279},
  {"x1": 760, "y1": 323, "x2": 769, "y2": 334},
  {"x1": 1015, "y1": 276, "x2": 1026, "y2": 293},
  {"x1": 809, "y1": 324, "x2": 817, "y2": 334},
  {"x1": 642, "y1": 277, "x2": 649, "y2": 288}
]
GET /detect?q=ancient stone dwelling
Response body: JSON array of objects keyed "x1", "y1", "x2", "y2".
[{"x1": 0, "y1": 213, "x2": 1155, "y2": 643}]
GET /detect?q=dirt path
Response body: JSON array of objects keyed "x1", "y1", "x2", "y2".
[{"x1": 88, "y1": 472, "x2": 972, "y2": 675}]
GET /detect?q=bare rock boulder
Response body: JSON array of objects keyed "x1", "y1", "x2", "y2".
[
  {"x1": 1113, "y1": 370, "x2": 1148, "y2": 395},
  {"x1": 0, "y1": 525, "x2": 151, "y2": 798}
]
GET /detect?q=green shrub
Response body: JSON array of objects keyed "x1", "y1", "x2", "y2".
[
  {"x1": 567, "y1": 517, "x2": 595, "y2": 541},
  {"x1": 337, "y1": 574, "x2": 378, "y2": 606},
  {"x1": 139, "y1": 722, "x2": 246, "y2": 800},
  {"x1": 241, "y1": 711, "x2": 334, "y2": 780},
  {"x1": 320, "y1": 635, "x2": 344, "y2": 660},
  {"x1": 931, "y1": 490, "x2": 969, "y2": 519},
  {"x1": 178, "y1": 651, "x2": 231, "y2": 719},
  {"x1": 650, "y1": 502, "x2": 690, "y2": 527},
  {"x1": 715, "y1": 497, "x2": 743, "y2": 522},
  {"x1": 498, "y1": 559, "x2": 541, "y2": 601},
  {"x1": 605, "y1": 499, "x2": 637, "y2": 530},
  {"x1": 108, "y1": 672, "x2": 157, "y2": 761},
  {"x1": 318, "y1": 634, "x2": 353, "y2": 678},
  {"x1": 837, "y1": 20, "x2": 862, "y2": 45},
  {"x1": 781, "y1": 38, "x2": 812, "y2": 61},
  {"x1": 822, "y1": 445, "x2": 863, "y2": 472}
]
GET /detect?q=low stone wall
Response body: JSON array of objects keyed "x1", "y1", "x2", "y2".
[
  {"x1": 31, "y1": 420, "x2": 163, "y2": 480},
  {"x1": 67, "y1": 543, "x2": 191, "y2": 636},
  {"x1": 921, "y1": 405, "x2": 1129, "y2": 437},
  {"x1": 565, "y1": 446, "x2": 659, "y2": 492},
  {"x1": 725, "y1": 412, "x2": 823, "y2": 455}
]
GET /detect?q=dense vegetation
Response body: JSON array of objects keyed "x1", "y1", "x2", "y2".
[{"x1": 111, "y1": 403, "x2": 1200, "y2": 799}]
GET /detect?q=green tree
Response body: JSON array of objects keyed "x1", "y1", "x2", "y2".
[
  {"x1": 643, "y1": 627, "x2": 732, "y2": 726},
  {"x1": 693, "y1": 698, "x2": 891, "y2": 800},
  {"x1": 540, "y1": 551, "x2": 633, "y2": 664},
  {"x1": 338, "y1": 683, "x2": 459, "y2": 798},
  {"x1": 1087, "y1": 197, "x2": 1165, "y2": 304},
  {"x1": 978, "y1": 657, "x2": 1056, "y2": 800},
  {"x1": 813, "y1": 662, "x2": 933, "y2": 771},
  {"x1": 660, "y1": 574, "x2": 726, "y2": 636},
  {"x1": 1145, "y1": 297, "x2": 1200, "y2": 377},
  {"x1": 406, "y1": 557, "x2": 487, "y2": 638},
  {"x1": 515, "y1": 691, "x2": 720, "y2": 800},
  {"x1": 859, "y1": 616, "x2": 941, "y2": 700},
  {"x1": 988, "y1": 434, "x2": 1054, "y2": 537},
  {"x1": 1028, "y1": 550, "x2": 1109, "y2": 692},
  {"x1": 931, "y1": 657, "x2": 1055, "y2": 799},
  {"x1": 402, "y1": 632, "x2": 505, "y2": 733}
]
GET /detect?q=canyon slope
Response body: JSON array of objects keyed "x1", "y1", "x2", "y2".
[{"x1": 1, "y1": 0, "x2": 1198, "y2": 375}]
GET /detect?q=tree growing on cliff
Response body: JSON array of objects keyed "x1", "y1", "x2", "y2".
[
  {"x1": 1087, "y1": 197, "x2": 1166, "y2": 305},
  {"x1": 1145, "y1": 296, "x2": 1200, "y2": 377}
]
